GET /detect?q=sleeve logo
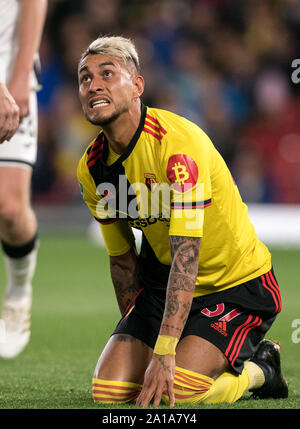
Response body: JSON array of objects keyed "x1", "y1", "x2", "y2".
[{"x1": 167, "y1": 154, "x2": 198, "y2": 192}]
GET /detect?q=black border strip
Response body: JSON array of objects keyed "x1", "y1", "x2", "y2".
[{"x1": 0, "y1": 159, "x2": 34, "y2": 168}]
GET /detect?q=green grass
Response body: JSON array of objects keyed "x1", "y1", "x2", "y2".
[{"x1": 0, "y1": 234, "x2": 299, "y2": 410}]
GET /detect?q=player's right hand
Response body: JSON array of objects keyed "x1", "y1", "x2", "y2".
[
  {"x1": 136, "y1": 353, "x2": 176, "y2": 408},
  {"x1": 0, "y1": 83, "x2": 20, "y2": 143}
]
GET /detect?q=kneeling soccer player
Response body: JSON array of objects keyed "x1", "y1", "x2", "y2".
[{"x1": 77, "y1": 35, "x2": 288, "y2": 407}]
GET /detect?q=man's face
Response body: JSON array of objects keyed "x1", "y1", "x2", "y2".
[{"x1": 78, "y1": 53, "x2": 142, "y2": 126}]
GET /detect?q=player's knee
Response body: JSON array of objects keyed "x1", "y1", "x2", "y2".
[
  {"x1": 92, "y1": 377, "x2": 141, "y2": 404},
  {"x1": 0, "y1": 198, "x2": 23, "y2": 230}
]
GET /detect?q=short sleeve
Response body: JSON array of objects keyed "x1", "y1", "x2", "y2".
[
  {"x1": 162, "y1": 125, "x2": 212, "y2": 237},
  {"x1": 100, "y1": 219, "x2": 135, "y2": 256},
  {"x1": 77, "y1": 150, "x2": 100, "y2": 220}
]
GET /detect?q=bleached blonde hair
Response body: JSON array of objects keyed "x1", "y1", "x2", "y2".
[{"x1": 80, "y1": 36, "x2": 140, "y2": 72}]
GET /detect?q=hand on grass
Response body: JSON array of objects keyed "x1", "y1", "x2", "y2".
[{"x1": 136, "y1": 353, "x2": 176, "y2": 408}]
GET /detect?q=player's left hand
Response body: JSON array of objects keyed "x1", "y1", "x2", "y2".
[{"x1": 136, "y1": 353, "x2": 176, "y2": 408}]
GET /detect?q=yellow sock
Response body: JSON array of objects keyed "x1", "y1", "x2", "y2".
[
  {"x1": 202, "y1": 368, "x2": 250, "y2": 403},
  {"x1": 161, "y1": 366, "x2": 214, "y2": 405},
  {"x1": 161, "y1": 365, "x2": 251, "y2": 405},
  {"x1": 92, "y1": 378, "x2": 141, "y2": 404}
]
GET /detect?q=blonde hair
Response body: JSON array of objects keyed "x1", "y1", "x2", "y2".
[{"x1": 80, "y1": 36, "x2": 140, "y2": 72}]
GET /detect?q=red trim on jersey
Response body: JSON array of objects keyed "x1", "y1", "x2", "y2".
[
  {"x1": 94, "y1": 217, "x2": 117, "y2": 225},
  {"x1": 144, "y1": 120, "x2": 161, "y2": 134},
  {"x1": 87, "y1": 151, "x2": 103, "y2": 168},
  {"x1": 143, "y1": 114, "x2": 167, "y2": 142},
  {"x1": 171, "y1": 200, "x2": 212, "y2": 209},
  {"x1": 89, "y1": 138, "x2": 103, "y2": 154},
  {"x1": 143, "y1": 126, "x2": 162, "y2": 142},
  {"x1": 146, "y1": 113, "x2": 167, "y2": 134},
  {"x1": 87, "y1": 136, "x2": 104, "y2": 168}
]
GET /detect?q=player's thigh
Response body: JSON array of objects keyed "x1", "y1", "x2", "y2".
[
  {"x1": 94, "y1": 333, "x2": 153, "y2": 384},
  {"x1": 176, "y1": 335, "x2": 229, "y2": 379}
]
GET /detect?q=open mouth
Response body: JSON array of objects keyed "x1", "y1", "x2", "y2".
[{"x1": 90, "y1": 99, "x2": 110, "y2": 109}]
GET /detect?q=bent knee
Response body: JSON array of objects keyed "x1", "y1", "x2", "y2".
[
  {"x1": 0, "y1": 199, "x2": 24, "y2": 227},
  {"x1": 92, "y1": 378, "x2": 141, "y2": 404}
]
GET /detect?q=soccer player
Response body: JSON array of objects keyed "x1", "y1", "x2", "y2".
[
  {"x1": 77, "y1": 36, "x2": 288, "y2": 406},
  {"x1": 0, "y1": 0, "x2": 47, "y2": 359}
]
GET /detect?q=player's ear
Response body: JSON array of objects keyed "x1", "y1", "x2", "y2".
[{"x1": 134, "y1": 75, "x2": 144, "y2": 98}]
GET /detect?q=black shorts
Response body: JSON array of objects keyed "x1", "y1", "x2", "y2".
[{"x1": 113, "y1": 268, "x2": 281, "y2": 374}]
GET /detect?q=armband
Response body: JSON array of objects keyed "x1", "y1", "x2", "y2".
[{"x1": 153, "y1": 335, "x2": 179, "y2": 356}]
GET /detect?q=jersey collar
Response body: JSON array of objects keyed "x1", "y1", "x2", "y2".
[{"x1": 101, "y1": 102, "x2": 147, "y2": 168}]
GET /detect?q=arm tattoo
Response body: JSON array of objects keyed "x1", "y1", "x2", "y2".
[
  {"x1": 160, "y1": 236, "x2": 200, "y2": 336},
  {"x1": 110, "y1": 249, "x2": 140, "y2": 315},
  {"x1": 170, "y1": 236, "x2": 200, "y2": 277},
  {"x1": 161, "y1": 323, "x2": 181, "y2": 333},
  {"x1": 157, "y1": 355, "x2": 172, "y2": 374},
  {"x1": 165, "y1": 289, "x2": 180, "y2": 317},
  {"x1": 180, "y1": 301, "x2": 191, "y2": 325}
]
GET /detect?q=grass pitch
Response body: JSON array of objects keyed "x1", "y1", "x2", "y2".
[{"x1": 0, "y1": 233, "x2": 299, "y2": 410}]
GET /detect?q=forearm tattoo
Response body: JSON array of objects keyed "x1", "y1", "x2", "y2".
[
  {"x1": 161, "y1": 236, "x2": 200, "y2": 336},
  {"x1": 157, "y1": 355, "x2": 172, "y2": 374},
  {"x1": 110, "y1": 249, "x2": 140, "y2": 315}
]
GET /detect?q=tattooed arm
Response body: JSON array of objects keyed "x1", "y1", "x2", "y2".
[
  {"x1": 136, "y1": 235, "x2": 201, "y2": 407},
  {"x1": 110, "y1": 246, "x2": 140, "y2": 315},
  {"x1": 161, "y1": 235, "x2": 200, "y2": 336}
]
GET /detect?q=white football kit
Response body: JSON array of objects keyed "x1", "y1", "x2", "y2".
[{"x1": 0, "y1": 0, "x2": 40, "y2": 168}]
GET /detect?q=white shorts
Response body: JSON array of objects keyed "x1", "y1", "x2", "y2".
[{"x1": 0, "y1": 91, "x2": 38, "y2": 169}]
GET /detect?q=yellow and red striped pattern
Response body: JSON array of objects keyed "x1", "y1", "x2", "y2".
[
  {"x1": 162, "y1": 366, "x2": 213, "y2": 405},
  {"x1": 92, "y1": 378, "x2": 141, "y2": 403},
  {"x1": 143, "y1": 113, "x2": 167, "y2": 142}
]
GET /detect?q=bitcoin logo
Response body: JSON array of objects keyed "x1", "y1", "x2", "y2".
[
  {"x1": 172, "y1": 162, "x2": 190, "y2": 184},
  {"x1": 167, "y1": 154, "x2": 198, "y2": 193}
]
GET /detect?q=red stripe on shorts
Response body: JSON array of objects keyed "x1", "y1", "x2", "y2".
[{"x1": 229, "y1": 316, "x2": 262, "y2": 366}]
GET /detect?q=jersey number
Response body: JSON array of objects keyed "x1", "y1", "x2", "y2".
[{"x1": 201, "y1": 304, "x2": 241, "y2": 322}]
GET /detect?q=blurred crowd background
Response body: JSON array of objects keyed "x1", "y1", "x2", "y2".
[{"x1": 33, "y1": 0, "x2": 300, "y2": 207}]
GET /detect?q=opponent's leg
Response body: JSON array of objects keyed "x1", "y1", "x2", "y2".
[
  {"x1": 92, "y1": 333, "x2": 153, "y2": 403},
  {"x1": 0, "y1": 166, "x2": 37, "y2": 244},
  {"x1": 0, "y1": 166, "x2": 38, "y2": 359}
]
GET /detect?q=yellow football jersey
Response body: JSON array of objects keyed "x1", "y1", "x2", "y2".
[{"x1": 77, "y1": 104, "x2": 271, "y2": 296}]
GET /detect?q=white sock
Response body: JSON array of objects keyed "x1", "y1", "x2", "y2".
[
  {"x1": 245, "y1": 361, "x2": 265, "y2": 390},
  {"x1": 3, "y1": 242, "x2": 39, "y2": 300}
]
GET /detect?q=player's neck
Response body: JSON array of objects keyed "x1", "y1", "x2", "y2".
[{"x1": 102, "y1": 101, "x2": 141, "y2": 154}]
